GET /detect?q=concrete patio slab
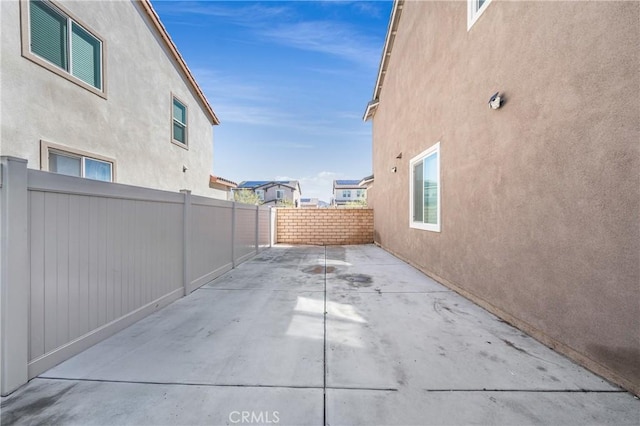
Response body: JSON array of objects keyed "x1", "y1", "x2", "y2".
[
  {"x1": 41, "y1": 288, "x2": 324, "y2": 387},
  {"x1": 2, "y1": 378, "x2": 322, "y2": 426},
  {"x1": 325, "y1": 290, "x2": 618, "y2": 391},
  {"x1": 326, "y1": 388, "x2": 639, "y2": 425},
  {"x1": 2, "y1": 245, "x2": 638, "y2": 426},
  {"x1": 326, "y1": 262, "x2": 449, "y2": 293}
]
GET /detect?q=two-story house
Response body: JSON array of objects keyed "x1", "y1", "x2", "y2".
[
  {"x1": 332, "y1": 180, "x2": 367, "y2": 206},
  {"x1": 364, "y1": 0, "x2": 639, "y2": 394},
  {"x1": 1, "y1": 0, "x2": 219, "y2": 196},
  {"x1": 236, "y1": 181, "x2": 302, "y2": 207}
]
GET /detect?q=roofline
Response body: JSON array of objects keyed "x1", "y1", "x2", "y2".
[
  {"x1": 209, "y1": 175, "x2": 237, "y2": 188},
  {"x1": 138, "y1": 0, "x2": 220, "y2": 125},
  {"x1": 359, "y1": 175, "x2": 374, "y2": 187},
  {"x1": 239, "y1": 181, "x2": 300, "y2": 192},
  {"x1": 363, "y1": 0, "x2": 404, "y2": 122}
]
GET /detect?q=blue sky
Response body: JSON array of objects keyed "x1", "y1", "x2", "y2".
[{"x1": 151, "y1": 0, "x2": 392, "y2": 202}]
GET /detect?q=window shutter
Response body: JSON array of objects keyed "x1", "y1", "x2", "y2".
[
  {"x1": 30, "y1": 0, "x2": 68, "y2": 69},
  {"x1": 71, "y1": 22, "x2": 101, "y2": 89}
]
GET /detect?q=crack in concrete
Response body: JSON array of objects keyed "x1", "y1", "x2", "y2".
[
  {"x1": 323, "y1": 245, "x2": 328, "y2": 426},
  {"x1": 35, "y1": 377, "x2": 397, "y2": 392},
  {"x1": 420, "y1": 388, "x2": 627, "y2": 393}
]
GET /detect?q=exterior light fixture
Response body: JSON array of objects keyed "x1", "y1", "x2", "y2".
[
  {"x1": 489, "y1": 92, "x2": 502, "y2": 109},
  {"x1": 391, "y1": 167, "x2": 397, "y2": 173}
]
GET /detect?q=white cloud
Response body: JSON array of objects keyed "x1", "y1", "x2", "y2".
[
  {"x1": 155, "y1": 2, "x2": 292, "y2": 26},
  {"x1": 258, "y1": 21, "x2": 380, "y2": 68}
]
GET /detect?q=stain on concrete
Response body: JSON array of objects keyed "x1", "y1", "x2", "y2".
[
  {"x1": 327, "y1": 247, "x2": 346, "y2": 262},
  {"x1": 537, "y1": 366, "x2": 547, "y2": 372},
  {"x1": 432, "y1": 299, "x2": 455, "y2": 323},
  {"x1": 302, "y1": 265, "x2": 336, "y2": 274},
  {"x1": 502, "y1": 339, "x2": 529, "y2": 355},
  {"x1": 338, "y1": 274, "x2": 372, "y2": 287},
  {"x1": 503, "y1": 339, "x2": 563, "y2": 367},
  {"x1": 1, "y1": 382, "x2": 76, "y2": 425},
  {"x1": 394, "y1": 363, "x2": 407, "y2": 386},
  {"x1": 479, "y1": 350, "x2": 503, "y2": 363}
]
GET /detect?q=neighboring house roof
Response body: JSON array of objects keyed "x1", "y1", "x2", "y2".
[
  {"x1": 138, "y1": 0, "x2": 219, "y2": 125},
  {"x1": 363, "y1": 0, "x2": 404, "y2": 121},
  {"x1": 209, "y1": 175, "x2": 237, "y2": 188},
  {"x1": 359, "y1": 175, "x2": 374, "y2": 187},
  {"x1": 238, "y1": 180, "x2": 300, "y2": 192},
  {"x1": 333, "y1": 180, "x2": 363, "y2": 190}
]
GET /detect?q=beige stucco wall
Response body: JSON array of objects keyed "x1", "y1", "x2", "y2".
[
  {"x1": 370, "y1": 1, "x2": 639, "y2": 393},
  {"x1": 1, "y1": 0, "x2": 215, "y2": 196}
]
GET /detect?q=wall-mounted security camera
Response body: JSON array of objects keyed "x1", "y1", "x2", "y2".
[
  {"x1": 391, "y1": 166, "x2": 397, "y2": 173},
  {"x1": 489, "y1": 92, "x2": 502, "y2": 109}
]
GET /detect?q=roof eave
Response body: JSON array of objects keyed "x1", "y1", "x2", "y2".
[
  {"x1": 138, "y1": 0, "x2": 220, "y2": 125},
  {"x1": 363, "y1": 0, "x2": 404, "y2": 122}
]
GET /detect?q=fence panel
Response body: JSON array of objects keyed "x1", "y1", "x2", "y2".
[
  {"x1": 188, "y1": 196, "x2": 234, "y2": 293},
  {"x1": 0, "y1": 159, "x2": 271, "y2": 395},
  {"x1": 25, "y1": 171, "x2": 185, "y2": 379},
  {"x1": 259, "y1": 207, "x2": 271, "y2": 249},
  {"x1": 234, "y1": 204, "x2": 257, "y2": 264}
]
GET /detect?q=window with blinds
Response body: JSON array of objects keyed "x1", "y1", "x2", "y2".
[{"x1": 28, "y1": 0, "x2": 103, "y2": 90}]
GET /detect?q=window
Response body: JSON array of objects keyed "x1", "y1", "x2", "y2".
[
  {"x1": 276, "y1": 189, "x2": 285, "y2": 200},
  {"x1": 42, "y1": 141, "x2": 114, "y2": 182},
  {"x1": 410, "y1": 142, "x2": 440, "y2": 232},
  {"x1": 356, "y1": 189, "x2": 364, "y2": 198},
  {"x1": 342, "y1": 190, "x2": 351, "y2": 198},
  {"x1": 255, "y1": 189, "x2": 265, "y2": 201},
  {"x1": 172, "y1": 96, "x2": 188, "y2": 146},
  {"x1": 467, "y1": 0, "x2": 493, "y2": 30},
  {"x1": 24, "y1": 0, "x2": 104, "y2": 93}
]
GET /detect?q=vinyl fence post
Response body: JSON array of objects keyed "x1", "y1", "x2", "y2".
[
  {"x1": 0, "y1": 157, "x2": 29, "y2": 396},
  {"x1": 231, "y1": 202, "x2": 236, "y2": 268},
  {"x1": 255, "y1": 205, "x2": 260, "y2": 254},
  {"x1": 180, "y1": 190, "x2": 191, "y2": 295},
  {"x1": 270, "y1": 207, "x2": 276, "y2": 247}
]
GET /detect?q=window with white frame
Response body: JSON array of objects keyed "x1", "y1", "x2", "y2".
[
  {"x1": 276, "y1": 189, "x2": 285, "y2": 200},
  {"x1": 255, "y1": 189, "x2": 265, "y2": 201},
  {"x1": 46, "y1": 146, "x2": 113, "y2": 182},
  {"x1": 25, "y1": 0, "x2": 103, "y2": 91},
  {"x1": 467, "y1": 0, "x2": 493, "y2": 30},
  {"x1": 342, "y1": 190, "x2": 351, "y2": 198},
  {"x1": 356, "y1": 189, "x2": 364, "y2": 198},
  {"x1": 172, "y1": 97, "x2": 188, "y2": 146},
  {"x1": 410, "y1": 142, "x2": 440, "y2": 232}
]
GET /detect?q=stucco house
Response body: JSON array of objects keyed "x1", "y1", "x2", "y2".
[
  {"x1": 0, "y1": 0, "x2": 220, "y2": 196},
  {"x1": 209, "y1": 175, "x2": 237, "y2": 201},
  {"x1": 365, "y1": 0, "x2": 639, "y2": 394},
  {"x1": 332, "y1": 180, "x2": 366, "y2": 206},
  {"x1": 236, "y1": 181, "x2": 302, "y2": 207}
]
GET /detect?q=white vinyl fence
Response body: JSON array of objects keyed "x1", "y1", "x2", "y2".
[{"x1": 0, "y1": 156, "x2": 272, "y2": 395}]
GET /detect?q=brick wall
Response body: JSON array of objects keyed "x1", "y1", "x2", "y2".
[{"x1": 276, "y1": 208, "x2": 374, "y2": 245}]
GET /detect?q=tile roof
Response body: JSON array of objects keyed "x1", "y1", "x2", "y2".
[{"x1": 139, "y1": 0, "x2": 219, "y2": 125}]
